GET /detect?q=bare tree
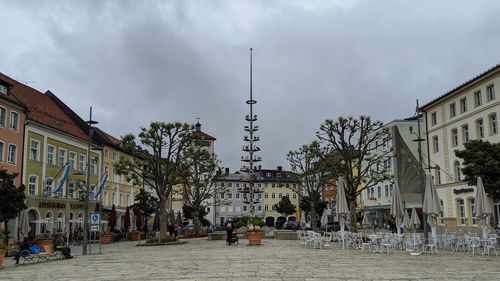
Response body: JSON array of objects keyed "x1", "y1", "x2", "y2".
[
  {"x1": 179, "y1": 148, "x2": 228, "y2": 235},
  {"x1": 115, "y1": 122, "x2": 194, "y2": 239},
  {"x1": 287, "y1": 142, "x2": 329, "y2": 232},
  {"x1": 317, "y1": 116, "x2": 392, "y2": 231}
]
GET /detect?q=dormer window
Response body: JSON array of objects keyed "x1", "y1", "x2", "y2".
[{"x1": 0, "y1": 84, "x2": 8, "y2": 94}]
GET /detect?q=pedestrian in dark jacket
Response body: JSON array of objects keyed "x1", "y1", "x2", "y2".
[{"x1": 225, "y1": 220, "x2": 234, "y2": 242}]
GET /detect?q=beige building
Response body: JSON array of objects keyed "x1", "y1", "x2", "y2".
[{"x1": 421, "y1": 64, "x2": 500, "y2": 231}]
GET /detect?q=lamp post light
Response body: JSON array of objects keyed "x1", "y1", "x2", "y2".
[{"x1": 82, "y1": 106, "x2": 98, "y2": 256}]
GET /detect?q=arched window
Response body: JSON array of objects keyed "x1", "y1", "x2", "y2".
[
  {"x1": 454, "y1": 161, "x2": 461, "y2": 182},
  {"x1": 67, "y1": 181, "x2": 75, "y2": 198},
  {"x1": 44, "y1": 211, "x2": 53, "y2": 233},
  {"x1": 457, "y1": 199, "x2": 465, "y2": 226},
  {"x1": 57, "y1": 212, "x2": 64, "y2": 232}
]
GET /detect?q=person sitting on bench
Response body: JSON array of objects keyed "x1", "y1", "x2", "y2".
[
  {"x1": 54, "y1": 236, "x2": 73, "y2": 259},
  {"x1": 14, "y1": 238, "x2": 31, "y2": 264}
]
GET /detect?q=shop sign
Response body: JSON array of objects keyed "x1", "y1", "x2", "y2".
[{"x1": 453, "y1": 187, "x2": 474, "y2": 195}]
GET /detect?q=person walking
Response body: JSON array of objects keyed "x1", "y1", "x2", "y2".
[
  {"x1": 225, "y1": 219, "x2": 234, "y2": 244},
  {"x1": 173, "y1": 223, "x2": 179, "y2": 238}
]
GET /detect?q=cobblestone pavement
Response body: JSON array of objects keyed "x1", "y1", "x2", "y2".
[{"x1": 1, "y1": 238, "x2": 499, "y2": 281}]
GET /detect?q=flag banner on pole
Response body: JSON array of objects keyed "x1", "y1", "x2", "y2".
[
  {"x1": 91, "y1": 172, "x2": 108, "y2": 199},
  {"x1": 52, "y1": 163, "x2": 72, "y2": 194}
]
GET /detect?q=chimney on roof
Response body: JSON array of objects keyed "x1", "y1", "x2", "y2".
[
  {"x1": 277, "y1": 166, "x2": 282, "y2": 171},
  {"x1": 225, "y1": 167, "x2": 229, "y2": 175},
  {"x1": 195, "y1": 121, "x2": 201, "y2": 132}
]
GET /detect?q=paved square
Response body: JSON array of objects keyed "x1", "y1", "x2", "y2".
[{"x1": 1, "y1": 238, "x2": 499, "y2": 280}]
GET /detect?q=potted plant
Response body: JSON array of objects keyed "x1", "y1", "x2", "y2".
[
  {"x1": 246, "y1": 217, "x2": 265, "y2": 246},
  {"x1": 0, "y1": 229, "x2": 5, "y2": 267},
  {"x1": 128, "y1": 230, "x2": 140, "y2": 241},
  {"x1": 101, "y1": 229, "x2": 113, "y2": 244}
]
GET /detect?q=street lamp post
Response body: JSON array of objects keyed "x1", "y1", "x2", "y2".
[{"x1": 83, "y1": 106, "x2": 98, "y2": 255}]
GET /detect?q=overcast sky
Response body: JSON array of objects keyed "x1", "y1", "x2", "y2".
[{"x1": 2, "y1": 0, "x2": 500, "y2": 171}]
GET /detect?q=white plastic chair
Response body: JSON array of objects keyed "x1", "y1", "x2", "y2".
[
  {"x1": 467, "y1": 237, "x2": 481, "y2": 255},
  {"x1": 424, "y1": 236, "x2": 438, "y2": 254},
  {"x1": 312, "y1": 232, "x2": 324, "y2": 249},
  {"x1": 323, "y1": 232, "x2": 333, "y2": 248},
  {"x1": 484, "y1": 237, "x2": 498, "y2": 256}
]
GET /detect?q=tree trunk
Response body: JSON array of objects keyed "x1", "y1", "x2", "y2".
[
  {"x1": 348, "y1": 199, "x2": 357, "y2": 232},
  {"x1": 193, "y1": 207, "x2": 203, "y2": 236},
  {"x1": 311, "y1": 202, "x2": 318, "y2": 232},
  {"x1": 159, "y1": 196, "x2": 168, "y2": 239}
]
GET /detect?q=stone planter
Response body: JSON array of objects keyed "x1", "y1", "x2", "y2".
[
  {"x1": 247, "y1": 231, "x2": 262, "y2": 246},
  {"x1": 128, "y1": 231, "x2": 140, "y2": 241},
  {"x1": 101, "y1": 233, "x2": 113, "y2": 244}
]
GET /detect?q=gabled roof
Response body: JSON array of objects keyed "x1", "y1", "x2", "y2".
[
  {"x1": 420, "y1": 64, "x2": 500, "y2": 111},
  {"x1": 193, "y1": 130, "x2": 216, "y2": 141},
  {"x1": 0, "y1": 78, "x2": 26, "y2": 109},
  {"x1": 0, "y1": 72, "x2": 90, "y2": 143}
]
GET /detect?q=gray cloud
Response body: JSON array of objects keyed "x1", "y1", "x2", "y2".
[{"x1": 1, "y1": 0, "x2": 500, "y2": 170}]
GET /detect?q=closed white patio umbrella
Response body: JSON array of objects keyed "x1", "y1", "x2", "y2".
[
  {"x1": 390, "y1": 182, "x2": 405, "y2": 235},
  {"x1": 402, "y1": 209, "x2": 411, "y2": 231},
  {"x1": 18, "y1": 209, "x2": 30, "y2": 241},
  {"x1": 475, "y1": 177, "x2": 493, "y2": 239},
  {"x1": 423, "y1": 174, "x2": 441, "y2": 237},
  {"x1": 300, "y1": 211, "x2": 306, "y2": 228},
  {"x1": 410, "y1": 208, "x2": 420, "y2": 232},
  {"x1": 321, "y1": 208, "x2": 331, "y2": 228},
  {"x1": 336, "y1": 178, "x2": 349, "y2": 233}
]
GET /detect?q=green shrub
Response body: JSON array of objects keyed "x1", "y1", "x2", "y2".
[
  {"x1": 250, "y1": 217, "x2": 266, "y2": 227},
  {"x1": 146, "y1": 236, "x2": 177, "y2": 244},
  {"x1": 234, "y1": 221, "x2": 246, "y2": 229}
]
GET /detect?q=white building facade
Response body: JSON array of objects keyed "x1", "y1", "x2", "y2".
[{"x1": 421, "y1": 65, "x2": 500, "y2": 231}]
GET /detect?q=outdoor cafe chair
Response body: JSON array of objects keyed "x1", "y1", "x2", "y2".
[
  {"x1": 380, "y1": 235, "x2": 393, "y2": 254},
  {"x1": 455, "y1": 235, "x2": 467, "y2": 252},
  {"x1": 467, "y1": 236, "x2": 481, "y2": 255},
  {"x1": 322, "y1": 232, "x2": 333, "y2": 249},
  {"x1": 312, "y1": 232, "x2": 324, "y2": 249},
  {"x1": 424, "y1": 236, "x2": 438, "y2": 254},
  {"x1": 484, "y1": 237, "x2": 498, "y2": 256}
]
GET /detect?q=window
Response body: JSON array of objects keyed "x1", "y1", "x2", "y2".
[
  {"x1": 30, "y1": 140, "x2": 39, "y2": 161},
  {"x1": 279, "y1": 193, "x2": 282, "y2": 199},
  {"x1": 236, "y1": 193, "x2": 240, "y2": 199},
  {"x1": 272, "y1": 183, "x2": 275, "y2": 188},
  {"x1": 370, "y1": 187, "x2": 374, "y2": 198},
  {"x1": 220, "y1": 182, "x2": 225, "y2": 187},
  {"x1": 58, "y1": 149, "x2": 66, "y2": 167},
  {"x1": 44, "y1": 177, "x2": 53, "y2": 196},
  {"x1": 449, "y1": 103, "x2": 456, "y2": 118},
  {"x1": 67, "y1": 181, "x2": 75, "y2": 198},
  {"x1": 265, "y1": 204, "x2": 268, "y2": 211},
  {"x1": 28, "y1": 175, "x2": 37, "y2": 196},
  {"x1": 476, "y1": 119, "x2": 484, "y2": 138},
  {"x1": 487, "y1": 84, "x2": 495, "y2": 101},
  {"x1": 389, "y1": 184, "x2": 393, "y2": 196},
  {"x1": 457, "y1": 199, "x2": 465, "y2": 225},
  {"x1": 46, "y1": 145, "x2": 55, "y2": 165},
  {"x1": 272, "y1": 193, "x2": 275, "y2": 199},
  {"x1": 0, "y1": 84, "x2": 8, "y2": 94},
  {"x1": 227, "y1": 183, "x2": 232, "y2": 187},
  {"x1": 7, "y1": 144, "x2": 16, "y2": 164},
  {"x1": 0, "y1": 107, "x2": 6, "y2": 127},
  {"x1": 104, "y1": 165, "x2": 109, "y2": 175},
  {"x1": 462, "y1": 124, "x2": 469, "y2": 142},
  {"x1": 103, "y1": 191, "x2": 108, "y2": 205},
  {"x1": 377, "y1": 186, "x2": 381, "y2": 198},
  {"x1": 432, "y1": 136, "x2": 439, "y2": 153},
  {"x1": 243, "y1": 206, "x2": 247, "y2": 212},
  {"x1": 474, "y1": 91, "x2": 482, "y2": 107},
  {"x1": 292, "y1": 193, "x2": 297, "y2": 199},
  {"x1": 384, "y1": 185, "x2": 389, "y2": 197},
  {"x1": 79, "y1": 154, "x2": 86, "y2": 171},
  {"x1": 112, "y1": 192, "x2": 116, "y2": 205},
  {"x1": 90, "y1": 157, "x2": 97, "y2": 174},
  {"x1": 228, "y1": 193, "x2": 233, "y2": 199},
  {"x1": 9, "y1": 112, "x2": 19, "y2": 131},
  {"x1": 489, "y1": 113, "x2": 498, "y2": 135},
  {"x1": 451, "y1": 128, "x2": 459, "y2": 147},
  {"x1": 69, "y1": 152, "x2": 76, "y2": 169},
  {"x1": 0, "y1": 141, "x2": 4, "y2": 162},
  {"x1": 435, "y1": 166, "x2": 441, "y2": 185},
  {"x1": 119, "y1": 193, "x2": 123, "y2": 206},
  {"x1": 220, "y1": 193, "x2": 224, "y2": 199},
  {"x1": 257, "y1": 205, "x2": 262, "y2": 212},
  {"x1": 112, "y1": 152, "x2": 117, "y2": 160},
  {"x1": 454, "y1": 161, "x2": 461, "y2": 182},
  {"x1": 459, "y1": 98, "x2": 467, "y2": 113},
  {"x1": 469, "y1": 198, "x2": 477, "y2": 226}
]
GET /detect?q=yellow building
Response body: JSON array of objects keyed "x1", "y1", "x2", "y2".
[
  {"x1": 260, "y1": 167, "x2": 300, "y2": 227},
  {"x1": 96, "y1": 130, "x2": 142, "y2": 231}
]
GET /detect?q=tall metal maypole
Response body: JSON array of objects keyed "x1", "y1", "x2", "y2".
[{"x1": 241, "y1": 48, "x2": 262, "y2": 217}]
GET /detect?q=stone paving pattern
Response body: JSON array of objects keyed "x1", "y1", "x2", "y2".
[{"x1": 1, "y1": 238, "x2": 499, "y2": 280}]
